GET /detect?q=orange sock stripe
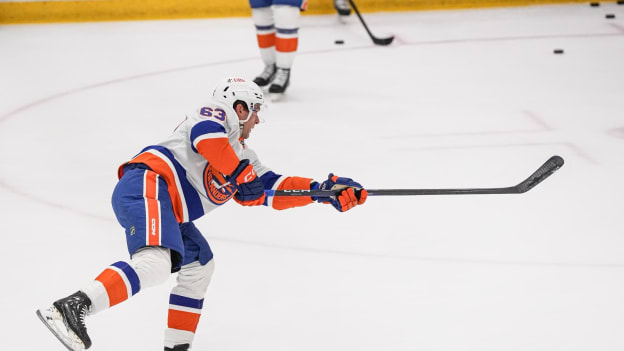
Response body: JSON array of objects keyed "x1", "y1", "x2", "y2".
[
  {"x1": 95, "y1": 269, "x2": 128, "y2": 307},
  {"x1": 275, "y1": 37, "x2": 298, "y2": 52},
  {"x1": 272, "y1": 176, "x2": 314, "y2": 210},
  {"x1": 257, "y1": 33, "x2": 275, "y2": 49},
  {"x1": 168, "y1": 309, "x2": 201, "y2": 332}
]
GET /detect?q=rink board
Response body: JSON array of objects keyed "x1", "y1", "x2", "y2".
[{"x1": 0, "y1": 0, "x2": 596, "y2": 24}]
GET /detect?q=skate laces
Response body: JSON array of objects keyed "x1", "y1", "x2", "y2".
[
  {"x1": 272, "y1": 68, "x2": 290, "y2": 87},
  {"x1": 259, "y1": 64, "x2": 276, "y2": 80}
]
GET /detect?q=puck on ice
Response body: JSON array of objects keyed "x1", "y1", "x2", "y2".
[
  {"x1": 553, "y1": 49, "x2": 564, "y2": 54},
  {"x1": 606, "y1": 14, "x2": 615, "y2": 19},
  {"x1": 334, "y1": 40, "x2": 344, "y2": 45},
  {"x1": 589, "y1": 2, "x2": 599, "y2": 6},
  {"x1": 618, "y1": 0, "x2": 623, "y2": 4}
]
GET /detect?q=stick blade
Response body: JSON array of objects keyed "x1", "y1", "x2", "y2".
[
  {"x1": 515, "y1": 155, "x2": 564, "y2": 193},
  {"x1": 373, "y1": 36, "x2": 394, "y2": 45}
]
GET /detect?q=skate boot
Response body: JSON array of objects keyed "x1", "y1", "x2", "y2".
[
  {"x1": 334, "y1": 0, "x2": 351, "y2": 16},
  {"x1": 253, "y1": 63, "x2": 276, "y2": 87},
  {"x1": 268, "y1": 67, "x2": 291, "y2": 94},
  {"x1": 36, "y1": 291, "x2": 93, "y2": 350},
  {"x1": 165, "y1": 344, "x2": 190, "y2": 351}
]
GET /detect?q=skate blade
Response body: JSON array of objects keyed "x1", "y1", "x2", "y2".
[
  {"x1": 36, "y1": 308, "x2": 86, "y2": 351},
  {"x1": 270, "y1": 93, "x2": 285, "y2": 102}
]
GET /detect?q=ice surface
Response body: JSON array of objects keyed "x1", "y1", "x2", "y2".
[{"x1": 1, "y1": 4, "x2": 623, "y2": 350}]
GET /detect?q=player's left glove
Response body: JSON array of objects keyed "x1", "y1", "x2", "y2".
[
  {"x1": 313, "y1": 173, "x2": 367, "y2": 212},
  {"x1": 228, "y1": 159, "x2": 266, "y2": 206}
]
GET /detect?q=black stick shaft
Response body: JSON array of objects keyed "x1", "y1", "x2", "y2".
[
  {"x1": 266, "y1": 156, "x2": 563, "y2": 197},
  {"x1": 347, "y1": 0, "x2": 394, "y2": 46}
]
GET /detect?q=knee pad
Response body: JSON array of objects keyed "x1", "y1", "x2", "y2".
[
  {"x1": 252, "y1": 6, "x2": 274, "y2": 28},
  {"x1": 131, "y1": 246, "x2": 172, "y2": 288},
  {"x1": 173, "y1": 260, "x2": 216, "y2": 299},
  {"x1": 272, "y1": 4, "x2": 300, "y2": 30}
]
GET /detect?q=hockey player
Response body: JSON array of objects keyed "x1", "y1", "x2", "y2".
[{"x1": 36, "y1": 77, "x2": 367, "y2": 351}]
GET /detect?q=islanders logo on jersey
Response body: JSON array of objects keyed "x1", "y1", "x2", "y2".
[{"x1": 203, "y1": 164, "x2": 236, "y2": 205}]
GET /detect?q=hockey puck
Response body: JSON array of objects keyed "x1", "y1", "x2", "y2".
[
  {"x1": 334, "y1": 39, "x2": 344, "y2": 45},
  {"x1": 606, "y1": 14, "x2": 615, "y2": 19},
  {"x1": 618, "y1": 0, "x2": 624, "y2": 4},
  {"x1": 553, "y1": 49, "x2": 564, "y2": 54},
  {"x1": 589, "y1": 2, "x2": 599, "y2": 6}
]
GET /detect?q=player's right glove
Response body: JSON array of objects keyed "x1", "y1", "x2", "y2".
[
  {"x1": 228, "y1": 159, "x2": 266, "y2": 206},
  {"x1": 313, "y1": 173, "x2": 367, "y2": 212}
]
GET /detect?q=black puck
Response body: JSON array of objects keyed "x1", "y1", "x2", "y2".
[
  {"x1": 554, "y1": 49, "x2": 564, "y2": 54},
  {"x1": 334, "y1": 39, "x2": 344, "y2": 45},
  {"x1": 618, "y1": 0, "x2": 624, "y2": 4},
  {"x1": 606, "y1": 14, "x2": 616, "y2": 19},
  {"x1": 589, "y1": 2, "x2": 599, "y2": 6}
]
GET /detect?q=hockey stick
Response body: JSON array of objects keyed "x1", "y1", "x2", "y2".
[
  {"x1": 348, "y1": 0, "x2": 394, "y2": 46},
  {"x1": 266, "y1": 155, "x2": 564, "y2": 197}
]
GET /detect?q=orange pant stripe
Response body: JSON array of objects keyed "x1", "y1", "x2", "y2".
[
  {"x1": 126, "y1": 153, "x2": 184, "y2": 223},
  {"x1": 144, "y1": 171, "x2": 161, "y2": 246}
]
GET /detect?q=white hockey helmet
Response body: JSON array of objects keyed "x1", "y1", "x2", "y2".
[{"x1": 212, "y1": 77, "x2": 265, "y2": 123}]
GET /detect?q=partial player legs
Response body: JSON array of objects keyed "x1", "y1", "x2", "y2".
[
  {"x1": 164, "y1": 259, "x2": 216, "y2": 349},
  {"x1": 36, "y1": 246, "x2": 172, "y2": 350},
  {"x1": 251, "y1": 6, "x2": 277, "y2": 86},
  {"x1": 270, "y1": 4, "x2": 299, "y2": 93}
]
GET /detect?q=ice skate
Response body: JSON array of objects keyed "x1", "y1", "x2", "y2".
[
  {"x1": 334, "y1": 0, "x2": 351, "y2": 16},
  {"x1": 36, "y1": 291, "x2": 93, "y2": 350},
  {"x1": 165, "y1": 344, "x2": 190, "y2": 351},
  {"x1": 253, "y1": 63, "x2": 276, "y2": 87},
  {"x1": 268, "y1": 67, "x2": 291, "y2": 94}
]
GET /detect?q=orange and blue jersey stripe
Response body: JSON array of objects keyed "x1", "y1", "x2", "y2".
[{"x1": 121, "y1": 145, "x2": 204, "y2": 223}]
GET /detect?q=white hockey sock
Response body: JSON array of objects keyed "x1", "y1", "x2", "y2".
[
  {"x1": 252, "y1": 7, "x2": 276, "y2": 66},
  {"x1": 272, "y1": 4, "x2": 300, "y2": 69},
  {"x1": 164, "y1": 260, "x2": 215, "y2": 348}
]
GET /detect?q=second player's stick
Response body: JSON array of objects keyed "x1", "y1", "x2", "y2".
[
  {"x1": 348, "y1": 0, "x2": 394, "y2": 46},
  {"x1": 266, "y1": 155, "x2": 564, "y2": 197}
]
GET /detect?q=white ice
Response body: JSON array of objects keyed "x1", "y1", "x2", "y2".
[{"x1": 1, "y1": 4, "x2": 624, "y2": 350}]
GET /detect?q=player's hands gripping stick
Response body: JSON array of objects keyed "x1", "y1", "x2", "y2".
[
  {"x1": 228, "y1": 159, "x2": 266, "y2": 206},
  {"x1": 314, "y1": 173, "x2": 367, "y2": 212}
]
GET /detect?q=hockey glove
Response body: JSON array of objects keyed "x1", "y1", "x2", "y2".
[
  {"x1": 228, "y1": 159, "x2": 266, "y2": 206},
  {"x1": 314, "y1": 173, "x2": 368, "y2": 212}
]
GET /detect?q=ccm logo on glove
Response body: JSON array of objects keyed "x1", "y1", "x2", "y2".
[{"x1": 228, "y1": 159, "x2": 266, "y2": 206}]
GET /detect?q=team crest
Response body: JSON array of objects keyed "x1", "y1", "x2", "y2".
[{"x1": 203, "y1": 164, "x2": 236, "y2": 205}]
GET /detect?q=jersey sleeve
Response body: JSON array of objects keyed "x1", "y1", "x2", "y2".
[
  {"x1": 243, "y1": 147, "x2": 315, "y2": 210},
  {"x1": 261, "y1": 172, "x2": 315, "y2": 210},
  {"x1": 190, "y1": 109, "x2": 239, "y2": 176}
]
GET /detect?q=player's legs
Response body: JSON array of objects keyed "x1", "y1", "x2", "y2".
[
  {"x1": 250, "y1": 0, "x2": 277, "y2": 86},
  {"x1": 269, "y1": 3, "x2": 301, "y2": 93},
  {"x1": 165, "y1": 222, "x2": 215, "y2": 350},
  {"x1": 36, "y1": 166, "x2": 184, "y2": 350},
  {"x1": 82, "y1": 246, "x2": 172, "y2": 315}
]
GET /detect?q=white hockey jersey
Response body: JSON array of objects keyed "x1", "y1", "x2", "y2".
[{"x1": 118, "y1": 99, "x2": 314, "y2": 223}]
